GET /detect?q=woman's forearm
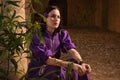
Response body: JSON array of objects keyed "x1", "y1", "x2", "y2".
[
  {"x1": 45, "y1": 56, "x2": 89, "y2": 76},
  {"x1": 68, "y1": 49, "x2": 83, "y2": 63},
  {"x1": 46, "y1": 49, "x2": 83, "y2": 68},
  {"x1": 46, "y1": 57, "x2": 81, "y2": 72},
  {"x1": 46, "y1": 57, "x2": 71, "y2": 68}
]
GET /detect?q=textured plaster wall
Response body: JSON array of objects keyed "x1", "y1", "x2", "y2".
[
  {"x1": 94, "y1": 0, "x2": 102, "y2": 28},
  {"x1": 108, "y1": 0, "x2": 120, "y2": 33},
  {"x1": 67, "y1": 0, "x2": 120, "y2": 33},
  {"x1": 67, "y1": 0, "x2": 96, "y2": 27}
]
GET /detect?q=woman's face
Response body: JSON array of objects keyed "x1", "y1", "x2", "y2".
[{"x1": 46, "y1": 9, "x2": 61, "y2": 30}]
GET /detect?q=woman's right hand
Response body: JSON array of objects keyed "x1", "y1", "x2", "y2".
[{"x1": 73, "y1": 63, "x2": 86, "y2": 76}]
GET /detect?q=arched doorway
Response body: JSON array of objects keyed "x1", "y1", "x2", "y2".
[{"x1": 48, "y1": 0, "x2": 67, "y2": 26}]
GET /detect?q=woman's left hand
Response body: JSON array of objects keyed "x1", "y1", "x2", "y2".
[{"x1": 81, "y1": 63, "x2": 92, "y2": 74}]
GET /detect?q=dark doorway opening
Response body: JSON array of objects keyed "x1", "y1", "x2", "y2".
[{"x1": 48, "y1": 0, "x2": 67, "y2": 26}]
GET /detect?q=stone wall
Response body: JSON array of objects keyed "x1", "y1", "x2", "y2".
[
  {"x1": 67, "y1": 0, "x2": 96, "y2": 27},
  {"x1": 67, "y1": 0, "x2": 120, "y2": 33},
  {"x1": 94, "y1": 0, "x2": 102, "y2": 28},
  {"x1": 108, "y1": 0, "x2": 120, "y2": 33}
]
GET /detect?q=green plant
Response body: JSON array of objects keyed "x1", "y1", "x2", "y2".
[
  {"x1": 66, "y1": 62, "x2": 73, "y2": 80},
  {"x1": 0, "y1": 0, "x2": 44, "y2": 80},
  {"x1": 0, "y1": 0, "x2": 25, "y2": 79}
]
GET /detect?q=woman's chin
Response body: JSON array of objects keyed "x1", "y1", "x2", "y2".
[{"x1": 54, "y1": 26, "x2": 59, "y2": 29}]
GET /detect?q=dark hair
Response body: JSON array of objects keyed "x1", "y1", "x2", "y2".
[
  {"x1": 43, "y1": 5, "x2": 60, "y2": 17},
  {"x1": 41, "y1": 5, "x2": 62, "y2": 33}
]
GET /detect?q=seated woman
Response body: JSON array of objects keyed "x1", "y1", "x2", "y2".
[{"x1": 26, "y1": 5, "x2": 91, "y2": 80}]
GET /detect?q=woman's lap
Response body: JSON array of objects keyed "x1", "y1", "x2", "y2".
[{"x1": 26, "y1": 58, "x2": 90, "y2": 80}]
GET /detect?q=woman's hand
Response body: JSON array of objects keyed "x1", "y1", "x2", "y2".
[
  {"x1": 73, "y1": 63, "x2": 91, "y2": 76},
  {"x1": 73, "y1": 63, "x2": 86, "y2": 76},
  {"x1": 81, "y1": 63, "x2": 92, "y2": 74}
]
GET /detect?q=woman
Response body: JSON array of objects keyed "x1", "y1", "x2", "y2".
[{"x1": 27, "y1": 5, "x2": 91, "y2": 80}]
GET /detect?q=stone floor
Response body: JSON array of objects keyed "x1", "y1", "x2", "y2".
[{"x1": 61, "y1": 27, "x2": 120, "y2": 80}]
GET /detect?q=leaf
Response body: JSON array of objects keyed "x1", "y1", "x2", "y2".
[
  {"x1": 32, "y1": 0, "x2": 43, "y2": 12},
  {"x1": 23, "y1": 50, "x2": 30, "y2": 53},
  {"x1": 0, "y1": 37, "x2": 5, "y2": 45},
  {"x1": 6, "y1": 1, "x2": 20, "y2": 7},
  {"x1": 37, "y1": 77, "x2": 48, "y2": 80},
  {"x1": 11, "y1": 10, "x2": 16, "y2": 21},
  {"x1": 19, "y1": 74, "x2": 26, "y2": 80},
  {"x1": 0, "y1": 50, "x2": 3, "y2": 56},
  {"x1": 0, "y1": 68, "x2": 6, "y2": 75},
  {"x1": 0, "y1": 3, "x2": 3, "y2": 6},
  {"x1": 15, "y1": 15, "x2": 24, "y2": 21},
  {"x1": 10, "y1": 59, "x2": 18, "y2": 73},
  {"x1": 0, "y1": 68, "x2": 8, "y2": 80},
  {"x1": 66, "y1": 62, "x2": 73, "y2": 80},
  {"x1": 25, "y1": 13, "x2": 33, "y2": 28},
  {"x1": 0, "y1": 13, "x2": 4, "y2": 26},
  {"x1": 37, "y1": 13, "x2": 46, "y2": 22},
  {"x1": 34, "y1": 0, "x2": 41, "y2": 4},
  {"x1": 29, "y1": 77, "x2": 48, "y2": 80}
]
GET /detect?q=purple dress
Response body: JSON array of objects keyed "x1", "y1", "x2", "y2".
[{"x1": 27, "y1": 29, "x2": 90, "y2": 80}]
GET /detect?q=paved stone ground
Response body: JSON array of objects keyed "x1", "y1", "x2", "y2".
[{"x1": 61, "y1": 27, "x2": 120, "y2": 80}]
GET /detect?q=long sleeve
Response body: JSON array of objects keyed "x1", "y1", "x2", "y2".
[
  {"x1": 60, "y1": 29, "x2": 76, "y2": 53},
  {"x1": 30, "y1": 34, "x2": 52, "y2": 65}
]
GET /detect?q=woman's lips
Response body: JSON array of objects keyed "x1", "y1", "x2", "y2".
[{"x1": 54, "y1": 23, "x2": 58, "y2": 25}]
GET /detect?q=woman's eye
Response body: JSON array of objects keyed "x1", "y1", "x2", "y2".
[
  {"x1": 57, "y1": 16, "x2": 61, "y2": 18},
  {"x1": 49, "y1": 15, "x2": 60, "y2": 19}
]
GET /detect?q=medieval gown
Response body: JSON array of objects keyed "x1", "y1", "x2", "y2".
[{"x1": 27, "y1": 29, "x2": 90, "y2": 80}]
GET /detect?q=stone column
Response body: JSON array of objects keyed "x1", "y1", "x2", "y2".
[
  {"x1": 9, "y1": 0, "x2": 28, "y2": 79},
  {"x1": 0, "y1": 0, "x2": 28, "y2": 79}
]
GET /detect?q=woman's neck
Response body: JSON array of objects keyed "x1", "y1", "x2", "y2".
[{"x1": 46, "y1": 27, "x2": 55, "y2": 35}]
